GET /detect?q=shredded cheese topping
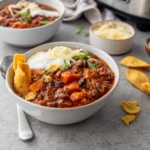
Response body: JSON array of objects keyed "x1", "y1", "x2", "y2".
[
  {"x1": 92, "y1": 22, "x2": 132, "y2": 40},
  {"x1": 47, "y1": 46, "x2": 83, "y2": 62},
  {"x1": 27, "y1": 46, "x2": 84, "y2": 70}
]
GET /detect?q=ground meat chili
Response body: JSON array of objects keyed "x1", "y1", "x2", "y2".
[
  {"x1": 14, "y1": 48, "x2": 115, "y2": 108},
  {"x1": 0, "y1": 0, "x2": 59, "y2": 28}
]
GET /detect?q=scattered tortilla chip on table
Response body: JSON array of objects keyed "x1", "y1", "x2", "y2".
[
  {"x1": 140, "y1": 82, "x2": 150, "y2": 95},
  {"x1": 121, "y1": 115, "x2": 136, "y2": 126},
  {"x1": 128, "y1": 100, "x2": 138, "y2": 106},
  {"x1": 121, "y1": 100, "x2": 141, "y2": 115},
  {"x1": 126, "y1": 69, "x2": 150, "y2": 94},
  {"x1": 120, "y1": 55, "x2": 150, "y2": 70},
  {"x1": 120, "y1": 100, "x2": 141, "y2": 126}
]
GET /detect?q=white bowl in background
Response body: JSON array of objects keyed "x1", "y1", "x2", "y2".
[
  {"x1": 6, "y1": 42, "x2": 119, "y2": 125},
  {"x1": 0, "y1": 0, "x2": 64, "y2": 47},
  {"x1": 89, "y1": 20, "x2": 135, "y2": 55}
]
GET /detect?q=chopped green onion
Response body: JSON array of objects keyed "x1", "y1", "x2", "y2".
[
  {"x1": 40, "y1": 21, "x2": 50, "y2": 25},
  {"x1": 73, "y1": 53, "x2": 88, "y2": 60},
  {"x1": 86, "y1": 50, "x2": 95, "y2": 56},
  {"x1": 63, "y1": 60, "x2": 69, "y2": 69},
  {"x1": 76, "y1": 26, "x2": 84, "y2": 34},
  {"x1": 84, "y1": 32, "x2": 89, "y2": 37},
  {"x1": 87, "y1": 61, "x2": 96, "y2": 70},
  {"x1": 20, "y1": 12, "x2": 30, "y2": 23},
  {"x1": 44, "y1": 69, "x2": 50, "y2": 75}
]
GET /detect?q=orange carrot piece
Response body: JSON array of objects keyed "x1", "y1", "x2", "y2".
[
  {"x1": 38, "y1": 100, "x2": 47, "y2": 106},
  {"x1": 3, "y1": 6, "x2": 9, "y2": 11},
  {"x1": 29, "y1": 79, "x2": 43, "y2": 92},
  {"x1": 49, "y1": 17, "x2": 55, "y2": 22},
  {"x1": 11, "y1": 22, "x2": 22, "y2": 28},
  {"x1": 11, "y1": 22, "x2": 30, "y2": 28},
  {"x1": 85, "y1": 68, "x2": 90, "y2": 78},
  {"x1": 70, "y1": 92, "x2": 85, "y2": 101},
  {"x1": 61, "y1": 71, "x2": 81, "y2": 84},
  {"x1": 21, "y1": 22, "x2": 30, "y2": 28},
  {"x1": 66, "y1": 83, "x2": 80, "y2": 92}
]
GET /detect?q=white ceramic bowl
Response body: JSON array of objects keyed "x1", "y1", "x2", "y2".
[
  {"x1": 0, "y1": 0, "x2": 64, "y2": 47},
  {"x1": 6, "y1": 42, "x2": 119, "y2": 125},
  {"x1": 89, "y1": 20, "x2": 135, "y2": 55}
]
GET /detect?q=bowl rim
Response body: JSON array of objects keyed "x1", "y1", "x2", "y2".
[
  {"x1": 90, "y1": 20, "x2": 135, "y2": 41},
  {"x1": 6, "y1": 41, "x2": 120, "y2": 111},
  {"x1": 0, "y1": 0, "x2": 64, "y2": 31},
  {"x1": 145, "y1": 36, "x2": 150, "y2": 56}
]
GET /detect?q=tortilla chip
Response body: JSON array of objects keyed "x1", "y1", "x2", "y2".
[
  {"x1": 121, "y1": 100, "x2": 141, "y2": 115},
  {"x1": 19, "y1": 62, "x2": 31, "y2": 83},
  {"x1": 121, "y1": 115, "x2": 136, "y2": 126},
  {"x1": 128, "y1": 100, "x2": 138, "y2": 106},
  {"x1": 126, "y1": 69, "x2": 150, "y2": 94},
  {"x1": 120, "y1": 56, "x2": 150, "y2": 70},
  {"x1": 14, "y1": 62, "x2": 29, "y2": 94},
  {"x1": 13, "y1": 53, "x2": 26, "y2": 71},
  {"x1": 140, "y1": 82, "x2": 150, "y2": 94}
]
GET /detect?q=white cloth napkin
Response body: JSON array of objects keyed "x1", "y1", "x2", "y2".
[{"x1": 60, "y1": 0, "x2": 116, "y2": 24}]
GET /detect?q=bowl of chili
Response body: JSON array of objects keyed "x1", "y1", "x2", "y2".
[
  {"x1": 6, "y1": 42, "x2": 119, "y2": 125},
  {"x1": 0, "y1": 0, "x2": 64, "y2": 47}
]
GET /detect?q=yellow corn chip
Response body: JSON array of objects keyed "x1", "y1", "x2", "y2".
[
  {"x1": 18, "y1": 62, "x2": 31, "y2": 84},
  {"x1": 126, "y1": 69, "x2": 149, "y2": 90},
  {"x1": 121, "y1": 100, "x2": 141, "y2": 115},
  {"x1": 14, "y1": 62, "x2": 29, "y2": 94},
  {"x1": 140, "y1": 82, "x2": 150, "y2": 95},
  {"x1": 128, "y1": 100, "x2": 138, "y2": 106},
  {"x1": 121, "y1": 115, "x2": 136, "y2": 126},
  {"x1": 13, "y1": 53, "x2": 26, "y2": 71},
  {"x1": 120, "y1": 56, "x2": 150, "y2": 70}
]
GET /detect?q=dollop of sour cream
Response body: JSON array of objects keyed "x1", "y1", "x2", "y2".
[
  {"x1": 27, "y1": 46, "x2": 82, "y2": 70},
  {"x1": 27, "y1": 51, "x2": 66, "y2": 69},
  {"x1": 8, "y1": 0, "x2": 59, "y2": 17},
  {"x1": 30, "y1": 9, "x2": 59, "y2": 18}
]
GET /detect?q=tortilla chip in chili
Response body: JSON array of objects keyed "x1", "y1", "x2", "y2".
[
  {"x1": 14, "y1": 62, "x2": 29, "y2": 94},
  {"x1": 19, "y1": 62, "x2": 31, "y2": 83},
  {"x1": 13, "y1": 53, "x2": 26, "y2": 71}
]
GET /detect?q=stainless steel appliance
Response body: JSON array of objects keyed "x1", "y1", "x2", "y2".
[{"x1": 96, "y1": 0, "x2": 150, "y2": 31}]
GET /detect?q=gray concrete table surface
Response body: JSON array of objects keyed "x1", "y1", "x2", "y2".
[{"x1": 0, "y1": 18, "x2": 150, "y2": 150}]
